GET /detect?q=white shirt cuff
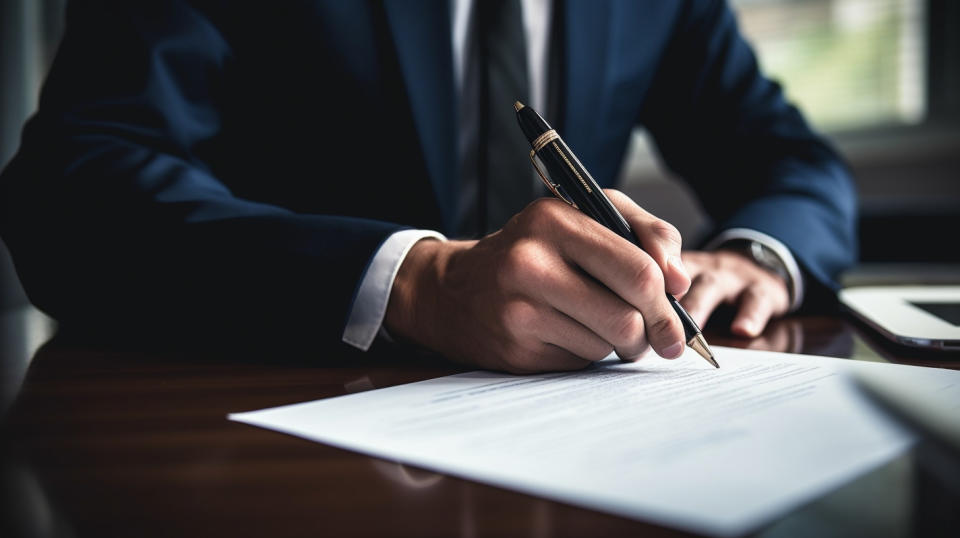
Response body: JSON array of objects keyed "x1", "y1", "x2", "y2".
[
  {"x1": 342, "y1": 229, "x2": 447, "y2": 351},
  {"x1": 704, "y1": 228, "x2": 805, "y2": 312}
]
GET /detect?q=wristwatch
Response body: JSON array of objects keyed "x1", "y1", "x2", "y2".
[{"x1": 720, "y1": 239, "x2": 793, "y2": 298}]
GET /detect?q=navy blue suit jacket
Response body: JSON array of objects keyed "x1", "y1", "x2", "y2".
[{"x1": 0, "y1": 0, "x2": 856, "y2": 349}]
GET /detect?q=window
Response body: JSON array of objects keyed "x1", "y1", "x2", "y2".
[{"x1": 731, "y1": 0, "x2": 926, "y2": 132}]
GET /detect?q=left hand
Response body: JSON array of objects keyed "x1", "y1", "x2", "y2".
[{"x1": 678, "y1": 250, "x2": 790, "y2": 338}]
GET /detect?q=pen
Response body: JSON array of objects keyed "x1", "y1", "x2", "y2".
[{"x1": 514, "y1": 101, "x2": 718, "y2": 368}]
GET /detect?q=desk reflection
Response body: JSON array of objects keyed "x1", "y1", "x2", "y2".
[
  {"x1": 1, "y1": 315, "x2": 957, "y2": 537},
  {"x1": 708, "y1": 316, "x2": 855, "y2": 360}
]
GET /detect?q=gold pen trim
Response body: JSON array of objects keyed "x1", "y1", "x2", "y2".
[
  {"x1": 552, "y1": 141, "x2": 592, "y2": 194},
  {"x1": 531, "y1": 129, "x2": 559, "y2": 152}
]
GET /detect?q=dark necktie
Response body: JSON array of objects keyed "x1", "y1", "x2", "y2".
[{"x1": 476, "y1": 0, "x2": 531, "y2": 234}]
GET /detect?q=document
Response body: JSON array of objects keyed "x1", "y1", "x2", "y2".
[{"x1": 229, "y1": 348, "x2": 960, "y2": 536}]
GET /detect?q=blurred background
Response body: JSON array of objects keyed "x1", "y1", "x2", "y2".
[
  {"x1": 1, "y1": 0, "x2": 959, "y2": 403},
  {"x1": 1, "y1": 0, "x2": 63, "y2": 415},
  {"x1": 619, "y1": 0, "x2": 960, "y2": 269}
]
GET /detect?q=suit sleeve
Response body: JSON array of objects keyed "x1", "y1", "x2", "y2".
[
  {"x1": 639, "y1": 0, "x2": 858, "y2": 300},
  {"x1": 0, "y1": 1, "x2": 404, "y2": 349}
]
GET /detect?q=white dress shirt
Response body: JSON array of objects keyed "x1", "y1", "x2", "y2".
[{"x1": 342, "y1": 0, "x2": 803, "y2": 351}]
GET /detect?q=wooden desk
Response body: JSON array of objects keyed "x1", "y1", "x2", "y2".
[{"x1": 1, "y1": 314, "x2": 958, "y2": 537}]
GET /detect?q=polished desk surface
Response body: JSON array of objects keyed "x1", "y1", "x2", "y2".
[{"x1": 1, "y1": 311, "x2": 958, "y2": 538}]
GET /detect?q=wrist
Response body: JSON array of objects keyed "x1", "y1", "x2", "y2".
[
  {"x1": 708, "y1": 229, "x2": 804, "y2": 311},
  {"x1": 384, "y1": 239, "x2": 442, "y2": 348},
  {"x1": 384, "y1": 239, "x2": 465, "y2": 351},
  {"x1": 719, "y1": 239, "x2": 793, "y2": 295}
]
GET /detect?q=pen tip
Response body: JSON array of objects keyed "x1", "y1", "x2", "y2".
[
  {"x1": 514, "y1": 101, "x2": 524, "y2": 112},
  {"x1": 689, "y1": 333, "x2": 719, "y2": 368}
]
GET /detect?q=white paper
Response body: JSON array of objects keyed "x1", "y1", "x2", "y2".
[{"x1": 229, "y1": 348, "x2": 959, "y2": 536}]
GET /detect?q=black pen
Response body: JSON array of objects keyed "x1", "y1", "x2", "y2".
[{"x1": 514, "y1": 102, "x2": 718, "y2": 368}]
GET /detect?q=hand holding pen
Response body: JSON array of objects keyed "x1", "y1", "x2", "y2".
[
  {"x1": 385, "y1": 191, "x2": 700, "y2": 373},
  {"x1": 384, "y1": 110, "x2": 706, "y2": 373},
  {"x1": 515, "y1": 101, "x2": 717, "y2": 367}
]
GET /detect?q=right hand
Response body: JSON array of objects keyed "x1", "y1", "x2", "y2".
[{"x1": 384, "y1": 190, "x2": 691, "y2": 374}]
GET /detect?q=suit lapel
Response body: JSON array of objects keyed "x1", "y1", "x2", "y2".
[{"x1": 382, "y1": 1, "x2": 458, "y2": 232}]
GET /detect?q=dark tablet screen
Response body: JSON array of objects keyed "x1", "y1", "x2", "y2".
[{"x1": 911, "y1": 302, "x2": 960, "y2": 327}]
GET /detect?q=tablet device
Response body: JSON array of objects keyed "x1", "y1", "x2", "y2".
[{"x1": 839, "y1": 286, "x2": 960, "y2": 351}]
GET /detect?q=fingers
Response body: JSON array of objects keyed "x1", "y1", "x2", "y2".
[
  {"x1": 495, "y1": 303, "x2": 598, "y2": 373},
  {"x1": 678, "y1": 251, "x2": 791, "y2": 336},
  {"x1": 562, "y1": 250, "x2": 682, "y2": 359},
  {"x1": 519, "y1": 199, "x2": 686, "y2": 359},
  {"x1": 732, "y1": 283, "x2": 789, "y2": 338},
  {"x1": 679, "y1": 271, "x2": 741, "y2": 328},
  {"x1": 550, "y1": 226, "x2": 685, "y2": 358},
  {"x1": 531, "y1": 262, "x2": 650, "y2": 360},
  {"x1": 605, "y1": 189, "x2": 690, "y2": 296},
  {"x1": 534, "y1": 308, "x2": 614, "y2": 361},
  {"x1": 731, "y1": 286, "x2": 773, "y2": 337}
]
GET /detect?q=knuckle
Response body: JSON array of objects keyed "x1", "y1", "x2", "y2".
[
  {"x1": 499, "y1": 240, "x2": 537, "y2": 285},
  {"x1": 611, "y1": 310, "x2": 645, "y2": 346},
  {"x1": 500, "y1": 300, "x2": 538, "y2": 330},
  {"x1": 528, "y1": 197, "x2": 557, "y2": 212},
  {"x1": 503, "y1": 241, "x2": 554, "y2": 289},
  {"x1": 552, "y1": 211, "x2": 579, "y2": 236},
  {"x1": 629, "y1": 259, "x2": 655, "y2": 283},
  {"x1": 651, "y1": 219, "x2": 682, "y2": 247},
  {"x1": 694, "y1": 271, "x2": 718, "y2": 288},
  {"x1": 525, "y1": 256, "x2": 555, "y2": 286},
  {"x1": 744, "y1": 285, "x2": 768, "y2": 301},
  {"x1": 650, "y1": 313, "x2": 681, "y2": 343},
  {"x1": 632, "y1": 260, "x2": 665, "y2": 295},
  {"x1": 525, "y1": 198, "x2": 564, "y2": 231},
  {"x1": 681, "y1": 251, "x2": 707, "y2": 271},
  {"x1": 718, "y1": 251, "x2": 745, "y2": 271}
]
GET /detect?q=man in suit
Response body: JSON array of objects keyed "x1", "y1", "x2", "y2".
[{"x1": 0, "y1": 0, "x2": 856, "y2": 372}]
